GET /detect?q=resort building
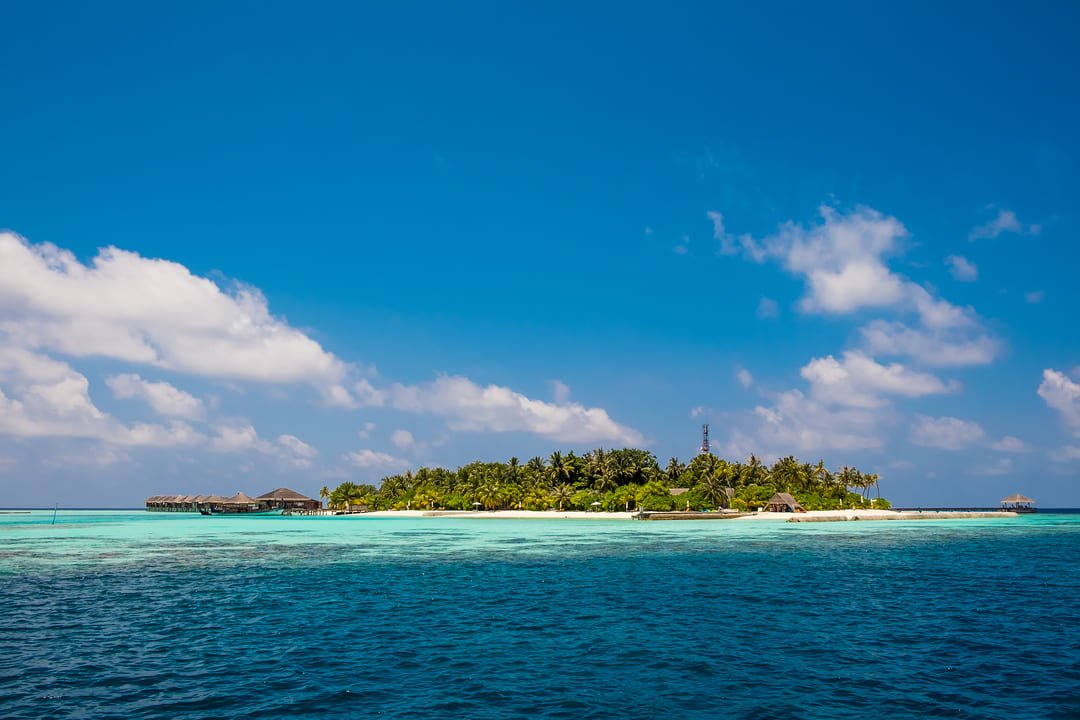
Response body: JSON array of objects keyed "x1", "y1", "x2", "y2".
[
  {"x1": 257, "y1": 487, "x2": 322, "y2": 511},
  {"x1": 145, "y1": 487, "x2": 320, "y2": 513}
]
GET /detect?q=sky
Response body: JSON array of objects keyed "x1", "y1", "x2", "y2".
[{"x1": 2, "y1": 1, "x2": 1079, "y2": 507}]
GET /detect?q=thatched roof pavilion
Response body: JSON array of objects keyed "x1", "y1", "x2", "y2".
[
  {"x1": 764, "y1": 492, "x2": 804, "y2": 513},
  {"x1": 224, "y1": 492, "x2": 260, "y2": 505},
  {"x1": 1000, "y1": 493, "x2": 1035, "y2": 511},
  {"x1": 256, "y1": 487, "x2": 321, "y2": 510}
]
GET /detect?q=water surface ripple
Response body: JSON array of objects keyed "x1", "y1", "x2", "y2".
[{"x1": 2, "y1": 512, "x2": 1078, "y2": 719}]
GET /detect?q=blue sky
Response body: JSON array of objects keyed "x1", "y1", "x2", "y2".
[{"x1": 2, "y1": 2, "x2": 1079, "y2": 506}]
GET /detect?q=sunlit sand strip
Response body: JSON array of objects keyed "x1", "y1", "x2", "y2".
[{"x1": 343, "y1": 509, "x2": 1017, "y2": 521}]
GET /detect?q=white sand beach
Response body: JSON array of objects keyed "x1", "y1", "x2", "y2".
[{"x1": 344, "y1": 508, "x2": 1014, "y2": 521}]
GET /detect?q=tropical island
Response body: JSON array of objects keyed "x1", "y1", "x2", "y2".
[{"x1": 323, "y1": 449, "x2": 888, "y2": 513}]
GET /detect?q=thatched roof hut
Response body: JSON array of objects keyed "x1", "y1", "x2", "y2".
[
  {"x1": 224, "y1": 492, "x2": 260, "y2": 505},
  {"x1": 1000, "y1": 493, "x2": 1035, "y2": 510},
  {"x1": 764, "y1": 492, "x2": 804, "y2": 513},
  {"x1": 257, "y1": 487, "x2": 321, "y2": 510},
  {"x1": 257, "y1": 487, "x2": 313, "y2": 501}
]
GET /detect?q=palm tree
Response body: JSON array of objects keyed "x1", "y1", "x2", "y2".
[
  {"x1": 550, "y1": 483, "x2": 573, "y2": 511},
  {"x1": 699, "y1": 471, "x2": 729, "y2": 508},
  {"x1": 665, "y1": 457, "x2": 686, "y2": 484},
  {"x1": 319, "y1": 485, "x2": 330, "y2": 508}
]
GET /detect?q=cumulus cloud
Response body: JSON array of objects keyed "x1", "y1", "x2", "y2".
[
  {"x1": 736, "y1": 368, "x2": 754, "y2": 388},
  {"x1": 969, "y1": 209, "x2": 1040, "y2": 241},
  {"x1": 0, "y1": 345, "x2": 203, "y2": 447},
  {"x1": 357, "y1": 421, "x2": 376, "y2": 439},
  {"x1": 391, "y1": 429, "x2": 415, "y2": 449},
  {"x1": 725, "y1": 390, "x2": 885, "y2": 458},
  {"x1": 1025, "y1": 291, "x2": 1046, "y2": 304},
  {"x1": 106, "y1": 373, "x2": 204, "y2": 420},
  {"x1": 276, "y1": 433, "x2": 318, "y2": 468},
  {"x1": 344, "y1": 449, "x2": 411, "y2": 471},
  {"x1": 991, "y1": 436, "x2": 1028, "y2": 453},
  {"x1": 0, "y1": 232, "x2": 353, "y2": 403},
  {"x1": 909, "y1": 415, "x2": 986, "y2": 450},
  {"x1": 354, "y1": 375, "x2": 644, "y2": 445},
  {"x1": 860, "y1": 321, "x2": 998, "y2": 367},
  {"x1": 210, "y1": 423, "x2": 269, "y2": 453},
  {"x1": 1038, "y1": 369, "x2": 1080, "y2": 436},
  {"x1": 946, "y1": 255, "x2": 978, "y2": 282},
  {"x1": 710, "y1": 206, "x2": 978, "y2": 331},
  {"x1": 801, "y1": 351, "x2": 955, "y2": 408},
  {"x1": 550, "y1": 380, "x2": 571, "y2": 404}
]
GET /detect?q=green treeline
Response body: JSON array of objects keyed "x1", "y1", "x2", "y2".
[{"x1": 323, "y1": 449, "x2": 888, "y2": 512}]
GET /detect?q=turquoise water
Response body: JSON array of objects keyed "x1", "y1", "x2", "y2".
[{"x1": 2, "y1": 511, "x2": 1079, "y2": 719}]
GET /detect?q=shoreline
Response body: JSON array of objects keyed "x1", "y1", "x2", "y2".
[{"x1": 343, "y1": 508, "x2": 1017, "y2": 522}]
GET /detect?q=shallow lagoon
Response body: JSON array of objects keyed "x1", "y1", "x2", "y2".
[{"x1": 3, "y1": 511, "x2": 1079, "y2": 718}]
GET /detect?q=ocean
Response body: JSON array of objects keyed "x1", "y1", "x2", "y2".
[{"x1": 2, "y1": 511, "x2": 1078, "y2": 719}]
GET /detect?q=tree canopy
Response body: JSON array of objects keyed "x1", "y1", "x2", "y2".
[{"x1": 326, "y1": 449, "x2": 887, "y2": 512}]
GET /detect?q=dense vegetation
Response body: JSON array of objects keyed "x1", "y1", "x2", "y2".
[{"x1": 322, "y1": 449, "x2": 888, "y2": 512}]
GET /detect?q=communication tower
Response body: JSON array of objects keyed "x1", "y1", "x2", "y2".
[{"x1": 699, "y1": 423, "x2": 710, "y2": 455}]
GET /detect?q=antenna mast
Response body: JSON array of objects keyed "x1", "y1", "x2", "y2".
[{"x1": 699, "y1": 423, "x2": 710, "y2": 455}]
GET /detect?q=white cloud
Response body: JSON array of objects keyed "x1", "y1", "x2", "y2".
[
  {"x1": 736, "y1": 368, "x2": 754, "y2": 388},
  {"x1": 354, "y1": 374, "x2": 644, "y2": 445},
  {"x1": 800, "y1": 351, "x2": 954, "y2": 408},
  {"x1": 1025, "y1": 291, "x2": 1046, "y2": 304},
  {"x1": 969, "y1": 209, "x2": 1040, "y2": 241},
  {"x1": 991, "y1": 436, "x2": 1028, "y2": 453},
  {"x1": 551, "y1": 380, "x2": 571, "y2": 404},
  {"x1": 1038, "y1": 369, "x2": 1080, "y2": 437},
  {"x1": 344, "y1": 449, "x2": 411, "y2": 471},
  {"x1": 0, "y1": 232, "x2": 353, "y2": 403},
  {"x1": 0, "y1": 345, "x2": 203, "y2": 447},
  {"x1": 689, "y1": 406, "x2": 712, "y2": 418},
  {"x1": 946, "y1": 255, "x2": 978, "y2": 282},
  {"x1": 357, "y1": 421, "x2": 376, "y2": 439},
  {"x1": 756, "y1": 297, "x2": 779, "y2": 319},
  {"x1": 277, "y1": 434, "x2": 317, "y2": 458},
  {"x1": 391, "y1": 429, "x2": 415, "y2": 449},
  {"x1": 708, "y1": 211, "x2": 766, "y2": 261},
  {"x1": 210, "y1": 423, "x2": 270, "y2": 453},
  {"x1": 276, "y1": 433, "x2": 317, "y2": 468},
  {"x1": 711, "y1": 206, "x2": 978, "y2": 330},
  {"x1": 106, "y1": 373, "x2": 204, "y2": 420},
  {"x1": 860, "y1": 321, "x2": 998, "y2": 367},
  {"x1": 909, "y1": 415, "x2": 986, "y2": 450},
  {"x1": 725, "y1": 389, "x2": 885, "y2": 459},
  {"x1": 1052, "y1": 445, "x2": 1080, "y2": 462}
]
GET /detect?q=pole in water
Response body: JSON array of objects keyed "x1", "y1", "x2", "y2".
[{"x1": 52, "y1": 502, "x2": 58, "y2": 525}]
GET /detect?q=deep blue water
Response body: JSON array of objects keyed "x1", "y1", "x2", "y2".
[{"x1": 2, "y1": 512, "x2": 1079, "y2": 719}]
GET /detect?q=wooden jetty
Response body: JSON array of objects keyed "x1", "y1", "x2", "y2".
[{"x1": 635, "y1": 511, "x2": 752, "y2": 521}]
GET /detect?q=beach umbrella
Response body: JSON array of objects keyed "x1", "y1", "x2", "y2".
[
  {"x1": 590, "y1": 501, "x2": 601, "y2": 511},
  {"x1": 472, "y1": 501, "x2": 482, "y2": 510}
]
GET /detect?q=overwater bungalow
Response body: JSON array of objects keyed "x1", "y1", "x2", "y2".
[
  {"x1": 257, "y1": 487, "x2": 321, "y2": 511},
  {"x1": 763, "y1": 492, "x2": 805, "y2": 513},
  {"x1": 1000, "y1": 493, "x2": 1036, "y2": 513},
  {"x1": 146, "y1": 487, "x2": 320, "y2": 514}
]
